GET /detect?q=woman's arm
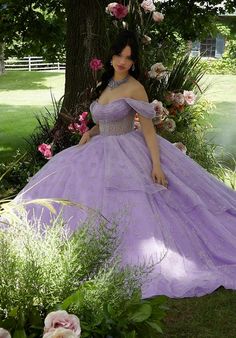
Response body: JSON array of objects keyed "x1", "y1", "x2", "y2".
[
  {"x1": 78, "y1": 124, "x2": 100, "y2": 145},
  {"x1": 132, "y1": 85, "x2": 168, "y2": 187},
  {"x1": 88, "y1": 124, "x2": 100, "y2": 137}
]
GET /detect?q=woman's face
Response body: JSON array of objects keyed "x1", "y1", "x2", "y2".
[{"x1": 112, "y1": 45, "x2": 134, "y2": 75}]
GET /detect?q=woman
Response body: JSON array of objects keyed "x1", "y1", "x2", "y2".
[{"x1": 16, "y1": 30, "x2": 236, "y2": 298}]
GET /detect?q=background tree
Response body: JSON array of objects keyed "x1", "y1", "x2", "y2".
[{"x1": 1, "y1": 0, "x2": 236, "y2": 111}]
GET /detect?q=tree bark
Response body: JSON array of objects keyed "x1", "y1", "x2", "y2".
[
  {"x1": 0, "y1": 42, "x2": 5, "y2": 75},
  {"x1": 61, "y1": 0, "x2": 108, "y2": 116}
]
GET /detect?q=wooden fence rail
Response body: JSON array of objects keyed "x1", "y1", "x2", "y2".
[{"x1": 5, "y1": 56, "x2": 65, "y2": 71}]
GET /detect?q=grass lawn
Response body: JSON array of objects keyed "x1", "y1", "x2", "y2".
[
  {"x1": 0, "y1": 71, "x2": 64, "y2": 162},
  {"x1": 202, "y1": 75, "x2": 236, "y2": 168},
  {"x1": 1, "y1": 71, "x2": 236, "y2": 337}
]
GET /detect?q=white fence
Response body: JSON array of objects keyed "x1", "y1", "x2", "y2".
[{"x1": 5, "y1": 56, "x2": 65, "y2": 71}]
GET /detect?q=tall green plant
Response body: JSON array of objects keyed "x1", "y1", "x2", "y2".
[{"x1": 0, "y1": 201, "x2": 167, "y2": 337}]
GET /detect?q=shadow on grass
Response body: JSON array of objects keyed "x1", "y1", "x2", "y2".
[
  {"x1": 212, "y1": 101, "x2": 236, "y2": 116},
  {"x1": 164, "y1": 288, "x2": 236, "y2": 337},
  {"x1": 0, "y1": 71, "x2": 64, "y2": 91},
  {"x1": 0, "y1": 104, "x2": 46, "y2": 163}
]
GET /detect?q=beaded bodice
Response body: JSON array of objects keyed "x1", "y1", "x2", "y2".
[{"x1": 90, "y1": 97, "x2": 155, "y2": 136}]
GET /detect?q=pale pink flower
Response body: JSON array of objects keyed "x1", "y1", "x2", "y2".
[
  {"x1": 148, "y1": 63, "x2": 167, "y2": 80},
  {"x1": 141, "y1": 0, "x2": 156, "y2": 12},
  {"x1": 152, "y1": 11, "x2": 164, "y2": 22},
  {"x1": 134, "y1": 121, "x2": 141, "y2": 130},
  {"x1": 106, "y1": 2, "x2": 117, "y2": 14},
  {"x1": 38, "y1": 143, "x2": 53, "y2": 160},
  {"x1": 0, "y1": 328, "x2": 11, "y2": 338},
  {"x1": 106, "y1": 3, "x2": 128, "y2": 19},
  {"x1": 89, "y1": 58, "x2": 103, "y2": 71},
  {"x1": 164, "y1": 118, "x2": 176, "y2": 132},
  {"x1": 165, "y1": 91, "x2": 175, "y2": 102},
  {"x1": 183, "y1": 90, "x2": 196, "y2": 105},
  {"x1": 163, "y1": 107, "x2": 169, "y2": 116},
  {"x1": 173, "y1": 142, "x2": 187, "y2": 154},
  {"x1": 43, "y1": 328, "x2": 78, "y2": 338},
  {"x1": 142, "y1": 35, "x2": 152, "y2": 45},
  {"x1": 44, "y1": 311, "x2": 81, "y2": 337},
  {"x1": 151, "y1": 100, "x2": 164, "y2": 117},
  {"x1": 173, "y1": 92, "x2": 185, "y2": 105}
]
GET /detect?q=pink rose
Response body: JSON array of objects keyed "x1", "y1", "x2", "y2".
[
  {"x1": 43, "y1": 149, "x2": 53, "y2": 160},
  {"x1": 38, "y1": 143, "x2": 53, "y2": 160},
  {"x1": 148, "y1": 62, "x2": 167, "y2": 80},
  {"x1": 152, "y1": 11, "x2": 164, "y2": 22},
  {"x1": 173, "y1": 92, "x2": 185, "y2": 105},
  {"x1": 164, "y1": 118, "x2": 176, "y2": 132},
  {"x1": 173, "y1": 142, "x2": 187, "y2": 154},
  {"x1": 89, "y1": 58, "x2": 103, "y2": 71},
  {"x1": 44, "y1": 311, "x2": 81, "y2": 337},
  {"x1": 38, "y1": 143, "x2": 51, "y2": 153},
  {"x1": 43, "y1": 328, "x2": 78, "y2": 338},
  {"x1": 68, "y1": 123, "x2": 80, "y2": 132},
  {"x1": 183, "y1": 90, "x2": 196, "y2": 105},
  {"x1": 106, "y1": 3, "x2": 128, "y2": 19},
  {"x1": 141, "y1": 0, "x2": 156, "y2": 12},
  {"x1": 79, "y1": 111, "x2": 88, "y2": 122},
  {"x1": 78, "y1": 122, "x2": 89, "y2": 135},
  {"x1": 0, "y1": 328, "x2": 11, "y2": 338}
]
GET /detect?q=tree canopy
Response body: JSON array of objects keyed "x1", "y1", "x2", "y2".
[{"x1": 1, "y1": 0, "x2": 236, "y2": 60}]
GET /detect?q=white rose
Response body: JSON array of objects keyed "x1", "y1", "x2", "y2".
[
  {"x1": 148, "y1": 62, "x2": 167, "y2": 80},
  {"x1": 183, "y1": 90, "x2": 196, "y2": 105},
  {"x1": 43, "y1": 328, "x2": 78, "y2": 338},
  {"x1": 0, "y1": 329, "x2": 11, "y2": 338},
  {"x1": 141, "y1": 0, "x2": 156, "y2": 12},
  {"x1": 164, "y1": 118, "x2": 176, "y2": 132},
  {"x1": 152, "y1": 11, "x2": 164, "y2": 22}
]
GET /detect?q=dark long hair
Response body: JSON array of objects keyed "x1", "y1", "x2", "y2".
[{"x1": 95, "y1": 30, "x2": 140, "y2": 99}]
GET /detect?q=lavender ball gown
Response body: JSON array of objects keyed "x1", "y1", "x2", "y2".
[{"x1": 16, "y1": 98, "x2": 236, "y2": 298}]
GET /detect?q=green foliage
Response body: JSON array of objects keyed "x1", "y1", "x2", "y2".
[
  {"x1": 2, "y1": 0, "x2": 236, "y2": 60},
  {"x1": 0, "y1": 202, "x2": 167, "y2": 336},
  {"x1": 0, "y1": 1, "x2": 66, "y2": 61},
  {"x1": 200, "y1": 57, "x2": 236, "y2": 75},
  {"x1": 0, "y1": 150, "x2": 43, "y2": 199}
]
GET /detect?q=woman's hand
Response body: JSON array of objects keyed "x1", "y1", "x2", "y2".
[
  {"x1": 152, "y1": 164, "x2": 168, "y2": 188},
  {"x1": 78, "y1": 131, "x2": 91, "y2": 146}
]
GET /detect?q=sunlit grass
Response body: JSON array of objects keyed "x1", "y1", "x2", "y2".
[{"x1": 0, "y1": 71, "x2": 64, "y2": 162}]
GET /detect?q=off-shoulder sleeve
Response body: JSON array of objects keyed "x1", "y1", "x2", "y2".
[
  {"x1": 89, "y1": 101, "x2": 97, "y2": 123},
  {"x1": 124, "y1": 98, "x2": 155, "y2": 119}
]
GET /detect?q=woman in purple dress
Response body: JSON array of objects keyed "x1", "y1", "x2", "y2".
[{"x1": 16, "y1": 31, "x2": 236, "y2": 298}]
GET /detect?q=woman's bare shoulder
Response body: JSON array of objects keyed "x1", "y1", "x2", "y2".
[{"x1": 129, "y1": 77, "x2": 148, "y2": 102}]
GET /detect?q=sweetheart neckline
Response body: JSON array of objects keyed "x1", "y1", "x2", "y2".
[
  {"x1": 94, "y1": 97, "x2": 152, "y2": 108},
  {"x1": 95, "y1": 97, "x2": 131, "y2": 106}
]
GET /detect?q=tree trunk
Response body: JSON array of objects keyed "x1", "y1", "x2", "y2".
[
  {"x1": 0, "y1": 42, "x2": 5, "y2": 75},
  {"x1": 61, "y1": 0, "x2": 108, "y2": 117}
]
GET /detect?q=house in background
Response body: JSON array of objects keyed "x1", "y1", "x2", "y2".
[
  {"x1": 191, "y1": 35, "x2": 225, "y2": 58},
  {"x1": 191, "y1": 12, "x2": 236, "y2": 58}
]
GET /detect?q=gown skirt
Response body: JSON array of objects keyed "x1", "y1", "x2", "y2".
[{"x1": 14, "y1": 98, "x2": 236, "y2": 298}]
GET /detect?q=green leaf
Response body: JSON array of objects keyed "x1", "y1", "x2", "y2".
[
  {"x1": 13, "y1": 329, "x2": 27, "y2": 338},
  {"x1": 8, "y1": 307, "x2": 18, "y2": 318},
  {"x1": 129, "y1": 303, "x2": 152, "y2": 323},
  {"x1": 60, "y1": 289, "x2": 84, "y2": 310},
  {"x1": 124, "y1": 330, "x2": 136, "y2": 338},
  {"x1": 147, "y1": 321, "x2": 163, "y2": 334}
]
